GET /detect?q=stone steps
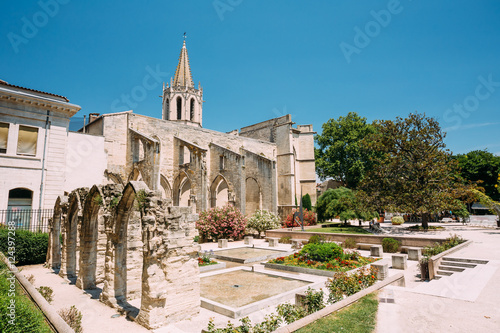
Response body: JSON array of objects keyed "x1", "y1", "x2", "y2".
[
  {"x1": 440, "y1": 260, "x2": 476, "y2": 269},
  {"x1": 442, "y1": 257, "x2": 489, "y2": 265},
  {"x1": 436, "y1": 270, "x2": 454, "y2": 276},
  {"x1": 438, "y1": 265, "x2": 465, "y2": 272}
]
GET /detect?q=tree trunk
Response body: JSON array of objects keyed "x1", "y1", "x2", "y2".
[{"x1": 421, "y1": 213, "x2": 429, "y2": 229}]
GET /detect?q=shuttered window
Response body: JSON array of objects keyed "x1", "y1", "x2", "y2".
[
  {"x1": 17, "y1": 125, "x2": 38, "y2": 156},
  {"x1": 0, "y1": 122, "x2": 8, "y2": 154}
]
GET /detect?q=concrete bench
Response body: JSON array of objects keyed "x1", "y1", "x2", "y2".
[
  {"x1": 357, "y1": 243, "x2": 373, "y2": 250},
  {"x1": 371, "y1": 262, "x2": 389, "y2": 280},
  {"x1": 218, "y1": 239, "x2": 228, "y2": 248},
  {"x1": 392, "y1": 254, "x2": 408, "y2": 270},
  {"x1": 267, "y1": 237, "x2": 279, "y2": 247},
  {"x1": 370, "y1": 245, "x2": 383, "y2": 257},
  {"x1": 291, "y1": 239, "x2": 307, "y2": 250},
  {"x1": 244, "y1": 236, "x2": 253, "y2": 245}
]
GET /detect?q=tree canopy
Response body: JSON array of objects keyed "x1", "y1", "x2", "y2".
[
  {"x1": 316, "y1": 187, "x2": 378, "y2": 224},
  {"x1": 453, "y1": 150, "x2": 500, "y2": 201},
  {"x1": 315, "y1": 112, "x2": 376, "y2": 189},
  {"x1": 358, "y1": 113, "x2": 462, "y2": 228}
]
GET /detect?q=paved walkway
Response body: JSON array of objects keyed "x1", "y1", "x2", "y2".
[
  {"x1": 20, "y1": 223, "x2": 500, "y2": 332},
  {"x1": 376, "y1": 223, "x2": 500, "y2": 333}
]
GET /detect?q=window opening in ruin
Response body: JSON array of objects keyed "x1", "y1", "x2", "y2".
[
  {"x1": 190, "y1": 98, "x2": 195, "y2": 121},
  {"x1": 177, "y1": 96, "x2": 182, "y2": 120}
]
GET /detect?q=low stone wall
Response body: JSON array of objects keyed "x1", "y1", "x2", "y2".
[
  {"x1": 428, "y1": 239, "x2": 473, "y2": 280},
  {"x1": 265, "y1": 229, "x2": 448, "y2": 248}
]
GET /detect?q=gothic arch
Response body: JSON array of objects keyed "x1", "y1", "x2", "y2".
[
  {"x1": 60, "y1": 189, "x2": 86, "y2": 280},
  {"x1": 105, "y1": 170, "x2": 124, "y2": 186},
  {"x1": 176, "y1": 96, "x2": 182, "y2": 120},
  {"x1": 210, "y1": 175, "x2": 230, "y2": 208},
  {"x1": 76, "y1": 185, "x2": 105, "y2": 290},
  {"x1": 104, "y1": 181, "x2": 149, "y2": 306},
  {"x1": 173, "y1": 171, "x2": 191, "y2": 206},
  {"x1": 190, "y1": 98, "x2": 195, "y2": 121},
  {"x1": 46, "y1": 195, "x2": 67, "y2": 269},
  {"x1": 128, "y1": 168, "x2": 143, "y2": 182},
  {"x1": 160, "y1": 174, "x2": 172, "y2": 201},
  {"x1": 245, "y1": 177, "x2": 262, "y2": 216}
]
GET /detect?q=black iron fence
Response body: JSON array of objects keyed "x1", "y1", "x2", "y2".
[{"x1": 0, "y1": 209, "x2": 53, "y2": 233}]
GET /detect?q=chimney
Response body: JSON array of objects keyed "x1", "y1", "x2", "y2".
[{"x1": 88, "y1": 113, "x2": 100, "y2": 123}]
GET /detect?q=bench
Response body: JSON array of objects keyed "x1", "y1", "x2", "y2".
[
  {"x1": 291, "y1": 239, "x2": 307, "y2": 250},
  {"x1": 267, "y1": 237, "x2": 279, "y2": 247}
]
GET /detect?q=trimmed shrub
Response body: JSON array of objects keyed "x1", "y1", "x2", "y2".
[
  {"x1": 299, "y1": 242, "x2": 344, "y2": 262},
  {"x1": 391, "y1": 216, "x2": 404, "y2": 225},
  {"x1": 341, "y1": 237, "x2": 357, "y2": 249},
  {"x1": 307, "y1": 234, "x2": 326, "y2": 244},
  {"x1": 284, "y1": 208, "x2": 317, "y2": 228},
  {"x1": 196, "y1": 204, "x2": 247, "y2": 240},
  {"x1": 382, "y1": 238, "x2": 401, "y2": 253},
  {"x1": 246, "y1": 210, "x2": 281, "y2": 238},
  {"x1": 302, "y1": 194, "x2": 312, "y2": 211},
  {"x1": 0, "y1": 228, "x2": 49, "y2": 265}
]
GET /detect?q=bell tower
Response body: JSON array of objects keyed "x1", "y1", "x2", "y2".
[{"x1": 162, "y1": 37, "x2": 204, "y2": 127}]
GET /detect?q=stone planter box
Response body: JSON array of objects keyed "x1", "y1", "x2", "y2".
[
  {"x1": 199, "y1": 262, "x2": 226, "y2": 273},
  {"x1": 263, "y1": 261, "x2": 375, "y2": 278}
]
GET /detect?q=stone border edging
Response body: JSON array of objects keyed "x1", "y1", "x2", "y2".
[
  {"x1": 273, "y1": 271, "x2": 405, "y2": 333},
  {"x1": 428, "y1": 239, "x2": 473, "y2": 280},
  {"x1": 0, "y1": 254, "x2": 74, "y2": 333},
  {"x1": 199, "y1": 262, "x2": 226, "y2": 272}
]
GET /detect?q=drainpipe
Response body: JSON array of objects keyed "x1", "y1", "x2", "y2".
[{"x1": 39, "y1": 110, "x2": 50, "y2": 210}]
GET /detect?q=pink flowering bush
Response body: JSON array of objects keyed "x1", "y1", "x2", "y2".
[{"x1": 196, "y1": 204, "x2": 247, "y2": 240}]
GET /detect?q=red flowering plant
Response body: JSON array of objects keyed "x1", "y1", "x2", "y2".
[
  {"x1": 326, "y1": 266, "x2": 378, "y2": 303},
  {"x1": 196, "y1": 204, "x2": 247, "y2": 241},
  {"x1": 283, "y1": 208, "x2": 317, "y2": 228},
  {"x1": 268, "y1": 242, "x2": 379, "y2": 272}
]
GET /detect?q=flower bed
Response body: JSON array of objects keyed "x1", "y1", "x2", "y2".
[{"x1": 268, "y1": 242, "x2": 378, "y2": 273}]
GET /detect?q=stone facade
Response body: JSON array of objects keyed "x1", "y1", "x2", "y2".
[
  {"x1": 48, "y1": 181, "x2": 200, "y2": 329},
  {"x1": 79, "y1": 40, "x2": 316, "y2": 220}
]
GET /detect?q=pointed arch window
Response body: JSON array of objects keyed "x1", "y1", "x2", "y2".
[
  {"x1": 190, "y1": 98, "x2": 195, "y2": 121},
  {"x1": 165, "y1": 98, "x2": 170, "y2": 120},
  {"x1": 177, "y1": 97, "x2": 182, "y2": 120}
]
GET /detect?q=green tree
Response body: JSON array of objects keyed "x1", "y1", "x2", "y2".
[
  {"x1": 359, "y1": 113, "x2": 461, "y2": 229},
  {"x1": 315, "y1": 112, "x2": 376, "y2": 189},
  {"x1": 302, "y1": 193, "x2": 312, "y2": 211},
  {"x1": 454, "y1": 150, "x2": 500, "y2": 201},
  {"x1": 316, "y1": 187, "x2": 377, "y2": 224}
]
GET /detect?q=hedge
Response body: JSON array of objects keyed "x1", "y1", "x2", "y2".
[{"x1": 0, "y1": 228, "x2": 49, "y2": 266}]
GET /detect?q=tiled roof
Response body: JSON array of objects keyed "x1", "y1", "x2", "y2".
[
  {"x1": 0, "y1": 79, "x2": 69, "y2": 102},
  {"x1": 173, "y1": 40, "x2": 194, "y2": 88}
]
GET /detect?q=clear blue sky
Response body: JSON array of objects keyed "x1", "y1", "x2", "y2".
[{"x1": 1, "y1": 0, "x2": 500, "y2": 155}]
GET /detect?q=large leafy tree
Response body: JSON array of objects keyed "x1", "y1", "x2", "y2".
[
  {"x1": 358, "y1": 113, "x2": 462, "y2": 229},
  {"x1": 316, "y1": 187, "x2": 378, "y2": 224},
  {"x1": 315, "y1": 112, "x2": 376, "y2": 189},
  {"x1": 454, "y1": 150, "x2": 500, "y2": 201}
]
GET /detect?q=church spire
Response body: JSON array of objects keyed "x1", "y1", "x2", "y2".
[{"x1": 173, "y1": 39, "x2": 194, "y2": 88}]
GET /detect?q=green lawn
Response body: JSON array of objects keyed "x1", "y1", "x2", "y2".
[
  {"x1": 296, "y1": 293, "x2": 378, "y2": 333},
  {"x1": 307, "y1": 225, "x2": 371, "y2": 234},
  {"x1": 0, "y1": 261, "x2": 52, "y2": 333}
]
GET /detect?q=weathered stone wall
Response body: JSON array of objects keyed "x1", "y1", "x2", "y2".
[{"x1": 47, "y1": 181, "x2": 200, "y2": 330}]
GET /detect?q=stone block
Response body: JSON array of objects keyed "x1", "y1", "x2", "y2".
[
  {"x1": 218, "y1": 239, "x2": 228, "y2": 248},
  {"x1": 244, "y1": 236, "x2": 253, "y2": 245},
  {"x1": 268, "y1": 237, "x2": 279, "y2": 247},
  {"x1": 407, "y1": 247, "x2": 422, "y2": 261},
  {"x1": 371, "y1": 262, "x2": 389, "y2": 280},
  {"x1": 295, "y1": 292, "x2": 307, "y2": 310},
  {"x1": 392, "y1": 254, "x2": 408, "y2": 270},
  {"x1": 292, "y1": 239, "x2": 305, "y2": 250},
  {"x1": 370, "y1": 245, "x2": 383, "y2": 257}
]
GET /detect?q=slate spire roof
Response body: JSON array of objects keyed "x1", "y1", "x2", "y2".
[{"x1": 173, "y1": 40, "x2": 194, "y2": 88}]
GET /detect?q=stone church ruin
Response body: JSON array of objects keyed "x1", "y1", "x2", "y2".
[{"x1": 46, "y1": 182, "x2": 200, "y2": 329}]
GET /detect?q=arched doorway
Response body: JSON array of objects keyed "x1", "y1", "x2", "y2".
[
  {"x1": 173, "y1": 172, "x2": 191, "y2": 207},
  {"x1": 7, "y1": 188, "x2": 33, "y2": 229},
  {"x1": 210, "y1": 175, "x2": 229, "y2": 208},
  {"x1": 245, "y1": 178, "x2": 261, "y2": 216}
]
